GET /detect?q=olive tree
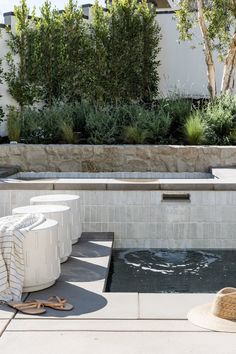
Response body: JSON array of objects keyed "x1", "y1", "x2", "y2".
[{"x1": 176, "y1": 0, "x2": 236, "y2": 98}]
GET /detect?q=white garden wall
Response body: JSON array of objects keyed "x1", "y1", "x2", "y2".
[
  {"x1": 156, "y1": 11, "x2": 224, "y2": 97},
  {"x1": 0, "y1": 9, "x2": 233, "y2": 136}
]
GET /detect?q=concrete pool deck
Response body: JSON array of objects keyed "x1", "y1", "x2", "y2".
[
  {"x1": 0, "y1": 232, "x2": 234, "y2": 354},
  {"x1": 2, "y1": 167, "x2": 236, "y2": 191}
]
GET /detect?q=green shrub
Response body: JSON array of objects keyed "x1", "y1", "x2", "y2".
[
  {"x1": 166, "y1": 97, "x2": 192, "y2": 123},
  {"x1": 116, "y1": 104, "x2": 172, "y2": 144},
  {"x1": 204, "y1": 94, "x2": 236, "y2": 145},
  {"x1": 123, "y1": 104, "x2": 172, "y2": 144},
  {"x1": 147, "y1": 108, "x2": 172, "y2": 144},
  {"x1": 229, "y1": 128, "x2": 236, "y2": 144},
  {"x1": 71, "y1": 101, "x2": 95, "y2": 134},
  {"x1": 20, "y1": 102, "x2": 75, "y2": 143},
  {"x1": 184, "y1": 111, "x2": 205, "y2": 145},
  {"x1": 10, "y1": 96, "x2": 236, "y2": 146},
  {"x1": 159, "y1": 97, "x2": 193, "y2": 143},
  {"x1": 6, "y1": 0, "x2": 161, "y2": 107},
  {"x1": 86, "y1": 107, "x2": 118, "y2": 144},
  {"x1": 105, "y1": 0, "x2": 161, "y2": 103},
  {"x1": 20, "y1": 108, "x2": 47, "y2": 143},
  {"x1": 123, "y1": 125, "x2": 148, "y2": 144},
  {"x1": 7, "y1": 107, "x2": 21, "y2": 142}
]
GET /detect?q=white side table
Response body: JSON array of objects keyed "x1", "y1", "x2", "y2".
[
  {"x1": 12, "y1": 205, "x2": 72, "y2": 263},
  {"x1": 22, "y1": 218, "x2": 61, "y2": 292},
  {"x1": 0, "y1": 215, "x2": 60, "y2": 292},
  {"x1": 30, "y1": 194, "x2": 81, "y2": 244}
]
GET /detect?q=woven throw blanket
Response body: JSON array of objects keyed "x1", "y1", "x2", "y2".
[{"x1": 0, "y1": 213, "x2": 46, "y2": 302}]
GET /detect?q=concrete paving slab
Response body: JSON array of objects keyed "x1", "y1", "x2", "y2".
[
  {"x1": 0, "y1": 331, "x2": 235, "y2": 354},
  {"x1": 68, "y1": 279, "x2": 105, "y2": 291},
  {"x1": 139, "y1": 294, "x2": 214, "y2": 319},
  {"x1": 16, "y1": 281, "x2": 138, "y2": 319},
  {"x1": 0, "y1": 182, "x2": 54, "y2": 190},
  {"x1": 0, "y1": 293, "x2": 28, "y2": 319},
  {"x1": 7, "y1": 319, "x2": 207, "y2": 332},
  {"x1": 71, "y1": 293, "x2": 138, "y2": 319},
  {"x1": 212, "y1": 168, "x2": 236, "y2": 179},
  {"x1": 0, "y1": 304, "x2": 16, "y2": 319},
  {"x1": 0, "y1": 320, "x2": 9, "y2": 335},
  {"x1": 53, "y1": 182, "x2": 107, "y2": 190},
  {"x1": 66, "y1": 280, "x2": 106, "y2": 292}
]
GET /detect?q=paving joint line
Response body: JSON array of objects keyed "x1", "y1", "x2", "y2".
[
  {"x1": 0, "y1": 319, "x2": 11, "y2": 338},
  {"x1": 5, "y1": 329, "x2": 207, "y2": 333},
  {"x1": 0, "y1": 295, "x2": 28, "y2": 338},
  {"x1": 138, "y1": 293, "x2": 140, "y2": 319}
]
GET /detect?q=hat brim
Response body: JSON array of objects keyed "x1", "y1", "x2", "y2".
[{"x1": 187, "y1": 303, "x2": 236, "y2": 332}]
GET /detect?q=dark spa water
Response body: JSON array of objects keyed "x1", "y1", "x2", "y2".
[{"x1": 106, "y1": 249, "x2": 236, "y2": 293}]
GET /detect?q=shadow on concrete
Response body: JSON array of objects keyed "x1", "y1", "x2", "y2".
[
  {"x1": 59, "y1": 257, "x2": 107, "y2": 282},
  {"x1": 25, "y1": 281, "x2": 108, "y2": 318},
  {"x1": 72, "y1": 241, "x2": 111, "y2": 258},
  {"x1": 80, "y1": 232, "x2": 114, "y2": 242}
]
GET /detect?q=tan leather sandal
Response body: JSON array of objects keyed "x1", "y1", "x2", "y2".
[
  {"x1": 34, "y1": 296, "x2": 73, "y2": 311},
  {"x1": 7, "y1": 301, "x2": 46, "y2": 315}
]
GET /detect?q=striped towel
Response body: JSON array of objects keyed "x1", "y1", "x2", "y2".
[{"x1": 0, "y1": 213, "x2": 46, "y2": 302}]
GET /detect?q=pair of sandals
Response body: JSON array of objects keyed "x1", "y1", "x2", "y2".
[{"x1": 8, "y1": 296, "x2": 73, "y2": 315}]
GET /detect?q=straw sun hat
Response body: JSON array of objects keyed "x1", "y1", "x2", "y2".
[{"x1": 188, "y1": 288, "x2": 236, "y2": 332}]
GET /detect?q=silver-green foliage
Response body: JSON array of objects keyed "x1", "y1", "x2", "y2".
[
  {"x1": 86, "y1": 106, "x2": 118, "y2": 144},
  {"x1": 204, "y1": 94, "x2": 236, "y2": 144},
  {"x1": 20, "y1": 102, "x2": 75, "y2": 143},
  {"x1": 86, "y1": 103, "x2": 172, "y2": 145},
  {"x1": 183, "y1": 95, "x2": 236, "y2": 145}
]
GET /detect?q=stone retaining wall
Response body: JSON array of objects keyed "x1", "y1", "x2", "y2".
[{"x1": 0, "y1": 144, "x2": 235, "y2": 172}]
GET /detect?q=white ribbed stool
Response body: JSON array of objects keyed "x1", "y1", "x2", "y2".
[
  {"x1": 12, "y1": 205, "x2": 72, "y2": 263},
  {"x1": 30, "y1": 194, "x2": 81, "y2": 244},
  {"x1": 22, "y1": 218, "x2": 60, "y2": 292},
  {"x1": 0, "y1": 215, "x2": 60, "y2": 292}
]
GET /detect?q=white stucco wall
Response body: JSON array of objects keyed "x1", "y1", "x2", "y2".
[
  {"x1": 0, "y1": 10, "x2": 234, "y2": 136},
  {"x1": 156, "y1": 12, "x2": 225, "y2": 97}
]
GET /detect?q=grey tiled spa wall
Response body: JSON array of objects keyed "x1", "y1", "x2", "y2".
[{"x1": 0, "y1": 190, "x2": 236, "y2": 248}]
